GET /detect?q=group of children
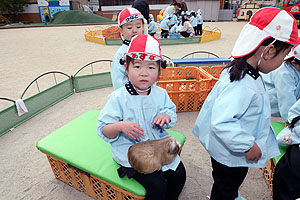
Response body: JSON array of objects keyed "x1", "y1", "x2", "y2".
[
  {"x1": 98, "y1": 6, "x2": 300, "y2": 200},
  {"x1": 158, "y1": 8, "x2": 203, "y2": 38}
]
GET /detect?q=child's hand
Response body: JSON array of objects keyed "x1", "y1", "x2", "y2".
[
  {"x1": 152, "y1": 114, "x2": 171, "y2": 127},
  {"x1": 245, "y1": 142, "x2": 262, "y2": 161},
  {"x1": 120, "y1": 121, "x2": 145, "y2": 140}
]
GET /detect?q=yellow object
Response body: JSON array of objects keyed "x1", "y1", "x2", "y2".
[
  {"x1": 200, "y1": 27, "x2": 221, "y2": 43},
  {"x1": 84, "y1": 27, "x2": 106, "y2": 45},
  {"x1": 84, "y1": 25, "x2": 222, "y2": 45}
]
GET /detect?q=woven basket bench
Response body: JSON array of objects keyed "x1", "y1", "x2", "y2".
[{"x1": 36, "y1": 110, "x2": 186, "y2": 200}]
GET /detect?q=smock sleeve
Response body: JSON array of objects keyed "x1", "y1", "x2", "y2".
[
  {"x1": 273, "y1": 69, "x2": 297, "y2": 122},
  {"x1": 97, "y1": 92, "x2": 123, "y2": 143},
  {"x1": 111, "y1": 46, "x2": 128, "y2": 90},
  {"x1": 211, "y1": 84, "x2": 256, "y2": 153},
  {"x1": 158, "y1": 90, "x2": 177, "y2": 129}
]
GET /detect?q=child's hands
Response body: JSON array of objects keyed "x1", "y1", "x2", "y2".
[
  {"x1": 245, "y1": 142, "x2": 262, "y2": 161},
  {"x1": 152, "y1": 114, "x2": 171, "y2": 127},
  {"x1": 120, "y1": 121, "x2": 145, "y2": 140}
]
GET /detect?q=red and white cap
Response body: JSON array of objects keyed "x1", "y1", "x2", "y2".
[
  {"x1": 124, "y1": 35, "x2": 162, "y2": 61},
  {"x1": 285, "y1": 44, "x2": 300, "y2": 61},
  {"x1": 118, "y1": 8, "x2": 144, "y2": 27},
  {"x1": 232, "y1": 7, "x2": 300, "y2": 58}
]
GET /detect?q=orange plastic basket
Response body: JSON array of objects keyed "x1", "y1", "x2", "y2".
[
  {"x1": 157, "y1": 67, "x2": 212, "y2": 112},
  {"x1": 45, "y1": 154, "x2": 144, "y2": 200},
  {"x1": 200, "y1": 66, "x2": 225, "y2": 88}
]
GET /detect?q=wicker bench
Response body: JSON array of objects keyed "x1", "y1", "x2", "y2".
[
  {"x1": 262, "y1": 121, "x2": 287, "y2": 196},
  {"x1": 36, "y1": 110, "x2": 186, "y2": 200}
]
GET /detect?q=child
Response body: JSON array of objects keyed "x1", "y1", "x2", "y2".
[
  {"x1": 192, "y1": 7, "x2": 299, "y2": 200},
  {"x1": 97, "y1": 35, "x2": 186, "y2": 200},
  {"x1": 261, "y1": 44, "x2": 300, "y2": 122},
  {"x1": 189, "y1": 11, "x2": 198, "y2": 35},
  {"x1": 111, "y1": 8, "x2": 144, "y2": 90},
  {"x1": 273, "y1": 99, "x2": 300, "y2": 200},
  {"x1": 177, "y1": 13, "x2": 194, "y2": 38},
  {"x1": 196, "y1": 9, "x2": 203, "y2": 36},
  {"x1": 148, "y1": 14, "x2": 158, "y2": 37},
  {"x1": 160, "y1": 14, "x2": 171, "y2": 38}
]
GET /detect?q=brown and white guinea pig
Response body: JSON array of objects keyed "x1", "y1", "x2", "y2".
[{"x1": 128, "y1": 136, "x2": 180, "y2": 174}]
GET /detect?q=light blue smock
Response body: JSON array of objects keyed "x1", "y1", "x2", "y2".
[
  {"x1": 261, "y1": 61, "x2": 300, "y2": 122},
  {"x1": 192, "y1": 68, "x2": 280, "y2": 168},
  {"x1": 97, "y1": 85, "x2": 180, "y2": 171},
  {"x1": 111, "y1": 44, "x2": 129, "y2": 90},
  {"x1": 189, "y1": 16, "x2": 197, "y2": 27},
  {"x1": 169, "y1": 14, "x2": 177, "y2": 27},
  {"x1": 148, "y1": 20, "x2": 159, "y2": 34},
  {"x1": 197, "y1": 14, "x2": 203, "y2": 25},
  {"x1": 277, "y1": 99, "x2": 300, "y2": 145},
  {"x1": 160, "y1": 17, "x2": 170, "y2": 31}
]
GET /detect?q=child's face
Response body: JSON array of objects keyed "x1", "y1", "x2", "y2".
[
  {"x1": 259, "y1": 46, "x2": 292, "y2": 74},
  {"x1": 126, "y1": 59, "x2": 159, "y2": 95},
  {"x1": 119, "y1": 19, "x2": 144, "y2": 41}
]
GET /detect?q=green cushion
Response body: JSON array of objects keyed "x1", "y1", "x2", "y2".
[
  {"x1": 271, "y1": 121, "x2": 288, "y2": 165},
  {"x1": 36, "y1": 110, "x2": 186, "y2": 196}
]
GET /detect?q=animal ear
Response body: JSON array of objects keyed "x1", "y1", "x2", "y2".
[{"x1": 167, "y1": 141, "x2": 172, "y2": 153}]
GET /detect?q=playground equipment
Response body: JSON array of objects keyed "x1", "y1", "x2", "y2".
[
  {"x1": 84, "y1": 25, "x2": 221, "y2": 46},
  {"x1": 237, "y1": 0, "x2": 260, "y2": 21},
  {"x1": 38, "y1": 0, "x2": 70, "y2": 23}
]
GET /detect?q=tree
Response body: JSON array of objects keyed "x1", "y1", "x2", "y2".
[{"x1": 0, "y1": 0, "x2": 30, "y2": 22}]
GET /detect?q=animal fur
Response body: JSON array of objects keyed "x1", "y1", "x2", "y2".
[{"x1": 128, "y1": 136, "x2": 180, "y2": 174}]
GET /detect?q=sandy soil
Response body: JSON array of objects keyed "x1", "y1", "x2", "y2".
[{"x1": 0, "y1": 21, "x2": 274, "y2": 200}]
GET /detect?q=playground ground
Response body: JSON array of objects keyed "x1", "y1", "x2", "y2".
[{"x1": 0, "y1": 21, "x2": 274, "y2": 199}]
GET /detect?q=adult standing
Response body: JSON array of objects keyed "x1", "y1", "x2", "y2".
[
  {"x1": 178, "y1": 0, "x2": 188, "y2": 12},
  {"x1": 163, "y1": 2, "x2": 181, "y2": 19}
]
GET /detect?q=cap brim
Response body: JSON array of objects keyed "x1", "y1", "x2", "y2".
[{"x1": 232, "y1": 23, "x2": 270, "y2": 58}]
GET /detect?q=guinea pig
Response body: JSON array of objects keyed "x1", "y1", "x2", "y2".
[{"x1": 128, "y1": 136, "x2": 180, "y2": 174}]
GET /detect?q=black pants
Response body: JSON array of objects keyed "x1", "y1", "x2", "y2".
[
  {"x1": 161, "y1": 29, "x2": 169, "y2": 38},
  {"x1": 193, "y1": 27, "x2": 197, "y2": 35},
  {"x1": 273, "y1": 144, "x2": 300, "y2": 200},
  {"x1": 149, "y1": 32, "x2": 156, "y2": 37},
  {"x1": 132, "y1": 161, "x2": 186, "y2": 200},
  {"x1": 180, "y1": 31, "x2": 190, "y2": 38},
  {"x1": 210, "y1": 157, "x2": 248, "y2": 200},
  {"x1": 197, "y1": 24, "x2": 203, "y2": 35}
]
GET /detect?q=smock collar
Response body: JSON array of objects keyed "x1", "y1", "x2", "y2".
[
  {"x1": 125, "y1": 81, "x2": 151, "y2": 95},
  {"x1": 246, "y1": 63, "x2": 260, "y2": 80}
]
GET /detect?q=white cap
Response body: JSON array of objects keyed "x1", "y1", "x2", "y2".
[{"x1": 232, "y1": 7, "x2": 300, "y2": 58}]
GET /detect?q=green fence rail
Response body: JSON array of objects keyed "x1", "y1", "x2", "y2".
[
  {"x1": 0, "y1": 60, "x2": 113, "y2": 137},
  {"x1": 73, "y1": 60, "x2": 112, "y2": 92}
]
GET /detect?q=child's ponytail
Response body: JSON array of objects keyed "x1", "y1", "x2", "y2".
[
  {"x1": 160, "y1": 60, "x2": 167, "y2": 69},
  {"x1": 225, "y1": 57, "x2": 248, "y2": 82},
  {"x1": 119, "y1": 57, "x2": 126, "y2": 65},
  {"x1": 289, "y1": 115, "x2": 300, "y2": 129}
]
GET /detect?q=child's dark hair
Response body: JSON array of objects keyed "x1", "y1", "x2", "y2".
[
  {"x1": 289, "y1": 115, "x2": 300, "y2": 129},
  {"x1": 181, "y1": 16, "x2": 189, "y2": 25},
  {"x1": 225, "y1": 37, "x2": 292, "y2": 82},
  {"x1": 120, "y1": 56, "x2": 167, "y2": 69},
  {"x1": 172, "y1": 2, "x2": 181, "y2": 8}
]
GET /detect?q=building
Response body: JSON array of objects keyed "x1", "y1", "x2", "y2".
[{"x1": 11, "y1": 0, "x2": 276, "y2": 23}]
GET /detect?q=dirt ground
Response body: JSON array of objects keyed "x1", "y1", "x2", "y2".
[{"x1": 0, "y1": 21, "x2": 274, "y2": 199}]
